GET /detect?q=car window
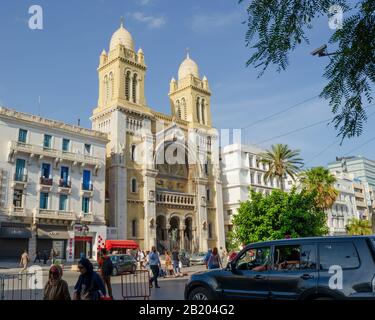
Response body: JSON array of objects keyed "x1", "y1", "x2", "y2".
[
  {"x1": 319, "y1": 242, "x2": 360, "y2": 270},
  {"x1": 236, "y1": 247, "x2": 271, "y2": 272},
  {"x1": 300, "y1": 244, "x2": 317, "y2": 270},
  {"x1": 274, "y1": 245, "x2": 300, "y2": 271},
  {"x1": 110, "y1": 256, "x2": 117, "y2": 262}
]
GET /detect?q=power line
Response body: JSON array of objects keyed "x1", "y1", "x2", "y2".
[
  {"x1": 241, "y1": 95, "x2": 320, "y2": 130},
  {"x1": 254, "y1": 103, "x2": 375, "y2": 146},
  {"x1": 343, "y1": 135, "x2": 375, "y2": 156}
]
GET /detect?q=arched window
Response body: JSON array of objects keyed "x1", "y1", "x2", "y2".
[
  {"x1": 196, "y1": 97, "x2": 201, "y2": 123},
  {"x1": 201, "y1": 99, "x2": 205, "y2": 124},
  {"x1": 175, "y1": 100, "x2": 181, "y2": 119},
  {"x1": 131, "y1": 219, "x2": 137, "y2": 237},
  {"x1": 104, "y1": 75, "x2": 109, "y2": 103},
  {"x1": 131, "y1": 178, "x2": 137, "y2": 193},
  {"x1": 125, "y1": 71, "x2": 131, "y2": 101},
  {"x1": 109, "y1": 72, "x2": 113, "y2": 100},
  {"x1": 181, "y1": 98, "x2": 187, "y2": 120},
  {"x1": 131, "y1": 144, "x2": 136, "y2": 161},
  {"x1": 132, "y1": 73, "x2": 138, "y2": 103}
]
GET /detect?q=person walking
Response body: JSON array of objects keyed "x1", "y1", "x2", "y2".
[
  {"x1": 98, "y1": 248, "x2": 113, "y2": 299},
  {"x1": 34, "y1": 250, "x2": 41, "y2": 263},
  {"x1": 165, "y1": 251, "x2": 174, "y2": 276},
  {"x1": 42, "y1": 250, "x2": 48, "y2": 265},
  {"x1": 50, "y1": 248, "x2": 56, "y2": 266},
  {"x1": 137, "y1": 249, "x2": 145, "y2": 270},
  {"x1": 148, "y1": 246, "x2": 161, "y2": 288},
  {"x1": 73, "y1": 258, "x2": 107, "y2": 300},
  {"x1": 43, "y1": 265, "x2": 71, "y2": 300},
  {"x1": 207, "y1": 247, "x2": 222, "y2": 270},
  {"x1": 171, "y1": 247, "x2": 182, "y2": 277},
  {"x1": 19, "y1": 250, "x2": 29, "y2": 273},
  {"x1": 204, "y1": 249, "x2": 212, "y2": 269}
]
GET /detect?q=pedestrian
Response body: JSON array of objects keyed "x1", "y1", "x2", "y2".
[
  {"x1": 204, "y1": 249, "x2": 212, "y2": 269},
  {"x1": 19, "y1": 249, "x2": 30, "y2": 273},
  {"x1": 207, "y1": 247, "x2": 222, "y2": 270},
  {"x1": 34, "y1": 250, "x2": 41, "y2": 263},
  {"x1": 50, "y1": 248, "x2": 56, "y2": 265},
  {"x1": 221, "y1": 248, "x2": 228, "y2": 266},
  {"x1": 43, "y1": 265, "x2": 71, "y2": 300},
  {"x1": 148, "y1": 246, "x2": 161, "y2": 288},
  {"x1": 171, "y1": 247, "x2": 182, "y2": 277},
  {"x1": 145, "y1": 250, "x2": 150, "y2": 271},
  {"x1": 43, "y1": 250, "x2": 48, "y2": 265},
  {"x1": 165, "y1": 251, "x2": 174, "y2": 276},
  {"x1": 98, "y1": 248, "x2": 114, "y2": 299},
  {"x1": 73, "y1": 258, "x2": 107, "y2": 300},
  {"x1": 137, "y1": 249, "x2": 145, "y2": 270}
]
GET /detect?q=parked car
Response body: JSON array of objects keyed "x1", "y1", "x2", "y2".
[
  {"x1": 185, "y1": 236, "x2": 375, "y2": 300},
  {"x1": 109, "y1": 254, "x2": 137, "y2": 276},
  {"x1": 190, "y1": 252, "x2": 206, "y2": 265}
]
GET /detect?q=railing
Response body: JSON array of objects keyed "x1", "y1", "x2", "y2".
[
  {"x1": 40, "y1": 177, "x2": 53, "y2": 186},
  {"x1": 36, "y1": 209, "x2": 76, "y2": 220},
  {"x1": 59, "y1": 179, "x2": 71, "y2": 188},
  {"x1": 81, "y1": 182, "x2": 93, "y2": 191},
  {"x1": 13, "y1": 173, "x2": 28, "y2": 182},
  {"x1": 156, "y1": 191, "x2": 195, "y2": 206},
  {"x1": 10, "y1": 141, "x2": 102, "y2": 166},
  {"x1": 0, "y1": 272, "x2": 41, "y2": 300}
]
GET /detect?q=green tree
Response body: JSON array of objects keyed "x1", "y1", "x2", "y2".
[
  {"x1": 239, "y1": 0, "x2": 375, "y2": 140},
  {"x1": 259, "y1": 144, "x2": 303, "y2": 191},
  {"x1": 346, "y1": 217, "x2": 372, "y2": 235},
  {"x1": 231, "y1": 189, "x2": 328, "y2": 246},
  {"x1": 299, "y1": 166, "x2": 338, "y2": 210}
]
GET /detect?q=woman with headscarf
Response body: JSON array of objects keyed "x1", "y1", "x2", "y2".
[
  {"x1": 43, "y1": 265, "x2": 71, "y2": 300},
  {"x1": 73, "y1": 258, "x2": 106, "y2": 300}
]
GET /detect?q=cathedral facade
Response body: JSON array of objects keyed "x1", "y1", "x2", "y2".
[{"x1": 91, "y1": 21, "x2": 225, "y2": 253}]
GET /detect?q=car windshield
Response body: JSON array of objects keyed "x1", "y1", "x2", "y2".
[{"x1": 110, "y1": 256, "x2": 118, "y2": 262}]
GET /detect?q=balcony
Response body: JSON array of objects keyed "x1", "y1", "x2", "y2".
[
  {"x1": 80, "y1": 183, "x2": 94, "y2": 197},
  {"x1": 35, "y1": 209, "x2": 76, "y2": 221},
  {"x1": 9, "y1": 206, "x2": 28, "y2": 217},
  {"x1": 156, "y1": 191, "x2": 195, "y2": 209},
  {"x1": 39, "y1": 177, "x2": 53, "y2": 192},
  {"x1": 12, "y1": 173, "x2": 28, "y2": 188},
  {"x1": 80, "y1": 213, "x2": 94, "y2": 223},
  {"x1": 9, "y1": 141, "x2": 103, "y2": 169},
  {"x1": 58, "y1": 179, "x2": 71, "y2": 194}
]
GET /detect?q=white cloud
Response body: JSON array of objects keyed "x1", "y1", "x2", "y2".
[
  {"x1": 132, "y1": 12, "x2": 166, "y2": 29},
  {"x1": 190, "y1": 12, "x2": 242, "y2": 33},
  {"x1": 136, "y1": 0, "x2": 154, "y2": 5}
]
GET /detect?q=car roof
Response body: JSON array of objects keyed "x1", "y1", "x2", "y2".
[{"x1": 246, "y1": 235, "x2": 375, "y2": 249}]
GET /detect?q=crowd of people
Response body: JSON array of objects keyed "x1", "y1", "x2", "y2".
[{"x1": 17, "y1": 245, "x2": 237, "y2": 300}]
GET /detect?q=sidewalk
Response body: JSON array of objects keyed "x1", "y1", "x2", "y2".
[{"x1": 0, "y1": 260, "x2": 81, "y2": 273}]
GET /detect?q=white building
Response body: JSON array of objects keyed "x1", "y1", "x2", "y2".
[
  {"x1": 220, "y1": 143, "x2": 283, "y2": 236},
  {"x1": 0, "y1": 107, "x2": 108, "y2": 261}
]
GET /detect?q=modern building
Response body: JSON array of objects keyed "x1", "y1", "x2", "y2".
[
  {"x1": 220, "y1": 143, "x2": 283, "y2": 237},
  {"x1": 90, "y1": 21, "x2": 225, "y2": 253},
  {"x1": 0, "y1": 107, "x2": 108, "y2": 261}
]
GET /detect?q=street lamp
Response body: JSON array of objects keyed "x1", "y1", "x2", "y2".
[{"x1": 311, "y1": 44, "x2": 341, "y2": 57}]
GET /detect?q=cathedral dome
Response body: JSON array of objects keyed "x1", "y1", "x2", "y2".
[
  {"x1": 109, "y1": 21, "x2": 134, "y2": 51},
  {"x1": 178, "y1": 53, "x2": 199, "y2": 80}
]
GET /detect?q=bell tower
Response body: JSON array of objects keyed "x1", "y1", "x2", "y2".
[
  {"x1": 95, "y1": 19, "x2": 147, "y2": 114},
  {"x1": 169, "y1": 52, "x2": 212, "y2": 128}
]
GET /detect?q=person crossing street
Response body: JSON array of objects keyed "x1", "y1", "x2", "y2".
[{"x1": 148, "y1": 246, "x2": 161, "y2": 288}]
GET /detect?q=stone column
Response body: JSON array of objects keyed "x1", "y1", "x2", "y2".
[
  {"x1": 195, "y1": 177, "x2": 208, "y2": 252},
  {"x1": 28, "y1": 227, "x2": 37, "y2": 263},
  {"x1": 179, "y1": 223, "x2": 186, "y2": 251}
]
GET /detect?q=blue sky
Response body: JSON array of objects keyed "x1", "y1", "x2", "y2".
[{"x1": 0, "y1": 0, "x2": 374, "y2": 167}]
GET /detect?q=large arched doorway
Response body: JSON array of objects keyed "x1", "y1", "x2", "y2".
[
  {"x1": 184, "y1": 217, "x2": 193, "y2": 253},
  {"x1": 156, "y1": 215, "x2": 167, "y2": 254},
  {"x1": 169, "y1": 216, "x2": 180, "y2": 250}
]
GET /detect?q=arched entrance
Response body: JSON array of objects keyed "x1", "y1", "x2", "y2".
[
  {"x1": 184, "y1": 217, "x2": 193, "y2": 253},
  {"x1": 169, "y1": 216, "x2": 180, "y2": 250},
  {"x1": 156, "y1": 215, "x2": 167, "y2": 254}
]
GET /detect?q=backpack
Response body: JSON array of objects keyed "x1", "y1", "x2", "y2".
[{"x1": 102, "y1": 256, "x2": 114, "y2": 277}]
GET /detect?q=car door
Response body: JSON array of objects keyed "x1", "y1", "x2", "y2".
[
  {"x1": 268, "y1": 243, "x2": 318, "y2": 300},
  {"x1": 218, "y1": 246, "x2": 271, "y2": 299}
]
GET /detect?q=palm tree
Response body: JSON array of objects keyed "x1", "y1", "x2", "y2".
[
  {"x1": 259, "y1": 144, "x2": 304, "y2": 191},
  {"x1": 299, "y1": 166, "x2": 338, "y2": 210},
  {"x1": 346, "y1": 218, "x2": 372, "y2": 235}
]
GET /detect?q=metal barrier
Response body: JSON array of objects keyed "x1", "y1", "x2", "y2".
[
  {"x1": 120, "y1": 270, "x2": 151, "y2": 300},
  {"x1": 0, "y1": 272, "x2": 41, "y2": 300}
]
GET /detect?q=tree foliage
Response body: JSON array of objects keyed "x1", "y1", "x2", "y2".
[
  {"x1": 259, "y1": 143, "x2": 304, "y2": 190},
  {"x1": 240, "y1": 0, "x2": 375, "y2": 140},
  {"x1": 231, "y1": 188, "x2": 328, "y2": 245},
  {"x1": 346, "y1": 217, "x2": 372, "y2": 235},
  {"x1": 299, "y1": 166, "x2": 338, "y2": 210}
]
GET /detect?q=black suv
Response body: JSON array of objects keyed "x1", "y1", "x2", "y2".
[{"x1": 185, "y1": 236, "x2": 375, "y2": 300}]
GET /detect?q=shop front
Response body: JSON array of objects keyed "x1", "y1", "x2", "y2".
[
  {"x1": 36, "y1": 225, "x2": 69, "y2": 259},
  {"x1": 0, "y1": 224, "x2": 31, "y2": 261}
]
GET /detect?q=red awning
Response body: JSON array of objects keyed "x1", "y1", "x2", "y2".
[{"x1": 105, "y1": 240, "x2": 139, "y2": 250}]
